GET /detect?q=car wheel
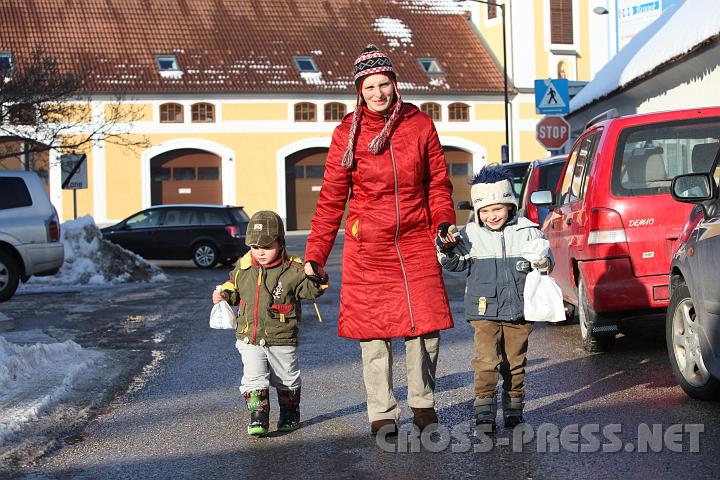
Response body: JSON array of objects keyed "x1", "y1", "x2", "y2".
[
  {"x1": 0, "y1": 250, "x2": 21, "y2": 302},
  {"x1": 220, "y1": 256, "x2": 239, "y2": 267},
  {"x1": 192, "y1": 243, "x2": 219, "y2": 269},
  {"x1": 666, "y1": 282, "x2": 720, "y2": 400},
  {"x1": 578, "y1": 278, "x2": 616, "y2": 352}
]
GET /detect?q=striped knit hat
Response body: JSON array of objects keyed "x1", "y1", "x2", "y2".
[{"x1": 342, "y1": 44, "x2": 404, "y2": 169}]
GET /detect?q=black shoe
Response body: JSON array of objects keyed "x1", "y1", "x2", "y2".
[
  {"x1": 277, "y1": 388, "x2": 301, "y2": 432},
  {"x1": 504, "y1": 414, "x2": 525, "y2": 429},
  {"x1": 244, "y1": 389, "x2": 270, "y2": 436}
]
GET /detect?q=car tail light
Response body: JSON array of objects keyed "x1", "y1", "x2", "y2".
[
  {"x1": 225, "y1": 225, "x2": 242, "y2": 238},
  {"x1": 587, "y1": 207, "x2": 627, "y2": 245},
  {"x1": 48, "y1": 216, "x2": 61, "y2": 242},
  {"x1": 525, "y1": 168, "x2": 541, "y2": 223}
]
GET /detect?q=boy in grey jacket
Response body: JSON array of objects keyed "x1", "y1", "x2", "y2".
[{"x1": 438, "y1": 166, "x2": 553, "y2": 432}]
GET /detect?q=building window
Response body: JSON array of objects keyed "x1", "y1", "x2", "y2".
[
  {"x1": 448, "y1": 103, "x2": 469, "y2": 122},
  {"x1": 293, "y1": 56, "x2": 318, "y2": 73},
  {"x1": 160, "y1": 103, "x2": 184, "y2": 123},
  {"x1": 487, "y1": 4, "x2": 497, "y2": 19},
  {"x1": 324, "y1": 102, "x2": 346, "y2": 122},
  {"x1": 156, "y1": 55, "x2": 181, "y2": 73},
  {"x1": 294, "y1": 102, "x2": 316, "y2": 122},
  {"x1": 420, "y1": 102, "x2": 442, "y2": 122},
  {"x1": 7, "y1": 104, "x2": 37, "y2": 125},
  {"x1": 418, "y1": 58, "x2": 444, "y2": 76},
  {"x1": 550, "y1": 0, "x2": 574, "y2": 45},
  {"x1": 191, "y1": 102, "x2": 215, "y2": 123},
  {"x1": 0, "y1": 52, "x2": 13, "y2": 73}
]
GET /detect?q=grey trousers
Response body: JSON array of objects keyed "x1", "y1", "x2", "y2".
[
  {"x1": 359, "y1": 332, "x2": 440, "y2": 422},
  {"x1": 235, "y1": 340, "x2": 300, "y2": 394}
]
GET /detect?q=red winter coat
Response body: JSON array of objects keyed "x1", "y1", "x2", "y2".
[{"x1": 305, "y1": 103, "x2": 455, "y2": 339}]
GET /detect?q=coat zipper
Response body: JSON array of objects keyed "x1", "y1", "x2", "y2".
[
  {"x1": 389, "y1": 139, "x2": 416, "y2": 335},
  {"x1": 251, "y1": 267, "x2": 262, "y2": 343},
  {"x1": 500, "y1": 230, "x2": 523, "y2": 320}
]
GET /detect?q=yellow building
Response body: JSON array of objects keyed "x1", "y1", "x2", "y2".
[
  {"x1": 466, "y1": 0, "x2": 599, "y2": 161},
  {"x1": 2, "y1": 0, "x2": 521, "y2": 229}
]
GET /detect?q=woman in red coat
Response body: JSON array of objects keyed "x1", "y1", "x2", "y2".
[{"x1": 304, "y1": 45, "x2": 457, "y2": 435}]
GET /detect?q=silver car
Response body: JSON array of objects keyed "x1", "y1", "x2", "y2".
[
  {"x1": 0, "y1": 171, "x2": 64, "y2": 301},
  {"x1": 668, "y1": 153, "x2": 720, "y2": 400}
]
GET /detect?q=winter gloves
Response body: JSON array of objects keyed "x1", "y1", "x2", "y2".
[
  {"x1": 532, "y1": 257, "x2": 551, "y2": 272},
  {"x1": 304, "y1": 260, "x2": 329, "y2": 285},
  {"x1": 436, "y1": 222, "x2": 459, "y2": 254}
]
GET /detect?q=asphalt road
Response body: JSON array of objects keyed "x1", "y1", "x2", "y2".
[{"x1": 8, "y1": 233, "x2": 720, "y2": 479}]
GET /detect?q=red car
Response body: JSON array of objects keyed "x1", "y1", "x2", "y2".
[{"x1": 532, "y1": 107, "x2": 720, "y2": 351}]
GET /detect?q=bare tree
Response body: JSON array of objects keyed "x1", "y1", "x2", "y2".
[{"x1": 0, "y1": 49, "x2": 149, "y2": 172}]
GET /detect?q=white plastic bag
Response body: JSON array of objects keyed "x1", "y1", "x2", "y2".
[
  {"x1": 522, "y1": 238, "x2": 565, "y2": 322},
  {"x1": 209, "y1": 286, "x2": 238, "y2": 329}
]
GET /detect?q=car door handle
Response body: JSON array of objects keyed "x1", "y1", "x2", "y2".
[{"x1": 566, "y1": 218, "x2": 572, "y2": 225}]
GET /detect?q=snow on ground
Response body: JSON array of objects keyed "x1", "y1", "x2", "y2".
[
  {"x1": 1, "y1": 215, "x2": 166, "y2": 449},
  {"x1": 0, "y1": 336, "x2": 104, "y2": 445},
  {"x1": 571, "y1": 0, "x2": 720, "y2": 112},
  {"x1": 20, "y1": 215, "x2": 167, "y2": 292}
]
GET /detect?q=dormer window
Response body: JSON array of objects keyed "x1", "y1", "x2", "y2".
[
  {"x1": 0, "y1": 52, "x2": 13, "y2": 74},
  {"x1": 156, "y1": 55, "x2": 182, "y2": 78},
  {"x1": 418, "y1": 58, "x2": 443, "y2": 76},
  {"x1": 293, "y1": 56, "x2": 318, "y2": 73}
]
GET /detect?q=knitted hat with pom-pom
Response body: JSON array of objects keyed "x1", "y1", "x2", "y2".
[{"x1": 342, "y1": 44, "x2": 404, "y2": 170}]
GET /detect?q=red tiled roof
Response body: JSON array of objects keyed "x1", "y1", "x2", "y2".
[{"x1": 0, "y1": 0, "x2": 506, "y2": 95}]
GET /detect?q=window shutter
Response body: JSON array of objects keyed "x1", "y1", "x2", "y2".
[{"x1": 550, "y1": 0, "x2": 574, "y2": 45}]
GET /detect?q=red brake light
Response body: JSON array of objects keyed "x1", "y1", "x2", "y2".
[
  {"x1": 48, "y1": 218, "x2": 61, "y2": 242},
  {"x1": 525, "y1": 168, "x2": 541, "y2": 223},
  {"x1": 587, "y1": 208, "x2": 629, "y2": 255},
  {"x1": 225, "y1": 225, "x2": 242, "y2": 238}
]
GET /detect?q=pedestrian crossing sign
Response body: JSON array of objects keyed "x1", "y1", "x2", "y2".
[{"x1": 535, "y1": 78, "x2": 569, "y2": 115}]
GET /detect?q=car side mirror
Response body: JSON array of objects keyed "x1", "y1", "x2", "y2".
[
  {"x1": 671, "y1": 173, "x2": 716, "y2": 203},
  {"x1": 530, "y1": 190, "x2": 554, "y2": 207},
  {"x1": 457, "y1": 200, "x2": 472, "y2": 210}
]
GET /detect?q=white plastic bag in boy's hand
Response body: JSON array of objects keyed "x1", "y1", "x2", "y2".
[
  {"x1": 522, "y1": 238, "x2": 565, "y2": 322},
  {"x1": 209, "y1": 286, "x2": 237, "y2": 329}
]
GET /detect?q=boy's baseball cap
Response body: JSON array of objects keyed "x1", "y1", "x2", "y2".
[{"x1": 246, "y1": 211, "x2": 285, "y2": 247}]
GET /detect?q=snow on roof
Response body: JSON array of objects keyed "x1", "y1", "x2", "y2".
[
  {"x1": 374, "y1": 17, "x2": 414, "y2": 48},
  {"x1": 394, "y1": 0, "x2": 468, "y2": 15},
  {"x1": 570, "y1": 0, "x2": 720, "y2": 113}
]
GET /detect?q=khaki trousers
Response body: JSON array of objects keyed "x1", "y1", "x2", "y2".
[
  {"x1": 359, "y1": 332, "x2": 440, "y2": 422},
  {"x1": 472, "y1": 320, "x2": 533, "y2": 399}
]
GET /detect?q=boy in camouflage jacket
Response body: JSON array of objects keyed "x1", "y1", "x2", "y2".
[{"x1": 212, "y1": 210, "x2": 328, "y2": 436}]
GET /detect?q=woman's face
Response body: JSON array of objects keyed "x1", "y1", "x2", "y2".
[{"x1": 361, "y1": 74, "x2": 395, "y2": 113}]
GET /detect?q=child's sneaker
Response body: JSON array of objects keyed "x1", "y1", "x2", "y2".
[
  {"x1": 474, "y1": 395, "x2": 497, "y2": 434},
  {"x1": 502, "y1": 394, "x2": 525, "y2": 429},
  {"x1": 244, "y1": 389, "x2": 270, "y2": 436},
  {"x1": 277, "y1": 387, "x2": 301, "y2": 432}
]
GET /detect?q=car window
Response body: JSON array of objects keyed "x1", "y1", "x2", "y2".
[
  {"x1": 541, "y1": 162, "x2": 565, "y2": 192},
  {"x1": 0, "y1": 177, "x2": 33, "y2": 210},
  {"x1": 559, "y1": 134, "x2": 599, "y2": 205},
  {"x1": 580, "y1": 132, "x2": 602, "y2": 198},
  {"x1": 125, "y1": 209, "x2": 162, "y2": 229},
  {"x1": 161, "y1": 208, "x2": 192, "y2": 226},
  {"x1": 612, "y1": 118, "x2": 720, "y2": 196},
  {"x1": 191, "y1": 209, "x2": 226, "y2": 225},
  {"x1": 229, "y1": 208, "x2": 250, "y2": 223}
]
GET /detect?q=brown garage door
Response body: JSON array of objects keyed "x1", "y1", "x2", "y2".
[
  {"x1": 151, "y1": 149, "x2": 221, "y2": 205},
  {"x1": 285, "y1": 148, "x2": 328, "y2": 231},
  {"x1": 444, "y1": 147, "x2": 473, "y2": 225}
]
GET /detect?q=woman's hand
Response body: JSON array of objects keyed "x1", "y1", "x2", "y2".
[
  {"x1": 212, "y1": 290, "x2": 228, "y2": 304},
  {"x1": 304, "y1": 261, "x2": 327, "y2": 283}
]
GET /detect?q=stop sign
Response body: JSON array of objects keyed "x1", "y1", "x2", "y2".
[{"x1": 536, "y1": 115, "x2": 570, "y2": 150}]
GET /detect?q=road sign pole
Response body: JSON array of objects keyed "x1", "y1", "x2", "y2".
[{"x1": 73, "y1": 190, "x2": 77, "y2": 220}]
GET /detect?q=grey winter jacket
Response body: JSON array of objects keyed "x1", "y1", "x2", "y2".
[{"x1": 438, "y1": 216, "x2": 553, "y2": 322}]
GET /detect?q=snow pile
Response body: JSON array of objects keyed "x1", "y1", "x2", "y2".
[
  {"x1": 27, "y1": 215, "x2": 167, "y2": 286},
  {"x1": 571, "y1": 0, "x2": 720, "y2": 111},
  {"x1": 0, "y1": 336, "x2": 103, "y2": 444}
]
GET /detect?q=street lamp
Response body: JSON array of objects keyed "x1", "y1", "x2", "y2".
[{"x1": 456, "y1": 0, "x2": 509, "y2": 162}]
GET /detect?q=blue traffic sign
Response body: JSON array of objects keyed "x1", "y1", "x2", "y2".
[{"x1": 535, "y1": 79, "x2": 569, "y2": 115}]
